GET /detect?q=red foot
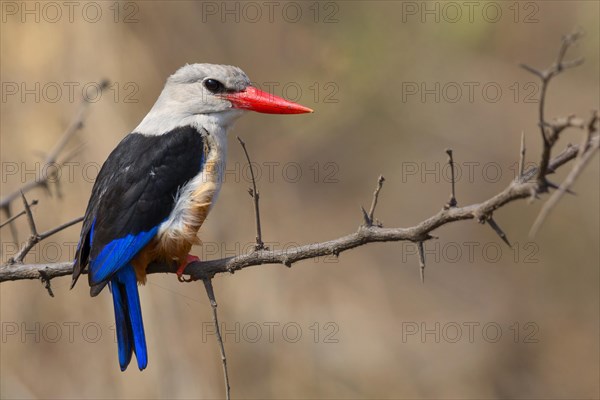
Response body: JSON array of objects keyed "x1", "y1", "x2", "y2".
[{"x1": 176, "y1": 254, "x2": 200, "y2": 282}]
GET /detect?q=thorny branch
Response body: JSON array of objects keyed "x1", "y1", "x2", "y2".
[
  {"x1": 0, "y1": 79, "x2": 109, "y2": 243},
  {"x1": 530, "y1": 111, "x2": 599, "y2": 236},
  {"x1": 1, "y1": 32, "x2": 597, "y2": 285},
  {"x1": 0, "y1": 80, "x2": 107, "y2": 293},
  {"x1": 1, "y1": 191, "x2": 82, "y2": 295},
  {"x1": 1, "y1": 133, "x2": 596, "y2": 284},
  {"x1": 518, "y1": 29, "x2": 599, "y2": 236},
  {"x1": 7, "y1": 192, "x2": 83, "y2": 265},
  {"x1": 0, "y1": 199, "x2": 38, "y2": 229},
  {"x1": 520, "y1": 29, "x2": 585, "y2": 185}
]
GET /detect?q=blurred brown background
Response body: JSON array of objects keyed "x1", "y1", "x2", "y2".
[{"x1": 1, "y1": 1, "x2": 598, "y2": 399}]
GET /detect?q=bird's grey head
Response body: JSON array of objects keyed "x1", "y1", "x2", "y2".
[
  {"x1": 165, "y1": 63, "x2": 251, "y2": 113},
  {"x1": 134, "y1": 63, "x2": 312, "y2": 136}
]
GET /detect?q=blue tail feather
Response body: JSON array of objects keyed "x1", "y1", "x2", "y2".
[
  {"x1": 110, "y1": 265, "x2": 147, "y2": 371},
  {"x1": 110, "y1": 279, "x2": 132, "y2": 369}
]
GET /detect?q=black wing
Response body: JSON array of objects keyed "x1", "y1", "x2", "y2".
[{"x1": 71, "y1": 126, "x2": 206, "y2": 292}]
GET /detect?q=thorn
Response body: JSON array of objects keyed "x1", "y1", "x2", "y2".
[
  {"x1": 417, "y1": 241, "x2": 426, "y2": 284},
  {"x1": 486, "y1": 217, "x2": 511, "y2": 248},
  {"x1": 281, "y1": 255, "x2": 292, "y2": 268},
  {"x1": 518, "y1": 131, "x2": 526, "y2": 180},
  {"x1": 546, "y1": 180, "x2": 576, "y2": 195},
  {"x1": 586, "y1": 110, "x2": 598, "y2": 133},
  {"x1": 561, "y1": 57, "x2": 585, "y2": 70},
  {"x1": 360, "y1": 206, "x2": 371, "y2": 226},
  {"x1": 202, "y1": 278, "x2": 218, "y2": 307},
  {"x1": 20, "y1": 191, "x2": 38, "y2": 237},
  {"x1": 254, "y1": 239, "x2": 265, "y2": 251},
  {"x1": 0, "y1": 199, "x2": 37, "y2": 229},
  {"x1": 519, "y1": 63, "x2": 545, "y2": 79}
]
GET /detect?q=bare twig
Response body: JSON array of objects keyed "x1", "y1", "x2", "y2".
[
  {"x1": 530, "y1": 112, "x2": 599, "y2": 236},
  {"x1": 0, "y1": 79, "x2": 108, "y2": 242},
  {"x1": 520, "y1": 29, "x2": 584, "y2": 185},
  {"x1": 39, "y1": 216, "x2": 84, "y2": 239},
  {"x1": 7, "y1": 192, "x2": 40, "y2": 264},
  {"x1": 8, "y1": 204, "x2": 83, "y2": 265},
  {"x1": 444, "y1": 149, "x2": 458, "y2": 209},
  {"x1": 0, "y1": 79, "x2": 109, "y2": 211},
  {"x1": 202, "y1": 279, "x2": 231, "y2": 400},
  {"x1": 0, "y1": 199, "x2": 38, "y2": 229},
  {"x1": 237, "y1": 136, "x2": 265, "y2": 251},
  {"x1": 362, "y1": 175, "x2": 385, "y2": 226}
]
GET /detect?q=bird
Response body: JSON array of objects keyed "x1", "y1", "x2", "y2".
[{"x1": 70, "y1": 64, "x2": 313, "y2": 371}]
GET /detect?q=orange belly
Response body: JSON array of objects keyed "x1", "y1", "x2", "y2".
[{"x1": 131, "y1": 192, "x2": 214, "y2": 284}]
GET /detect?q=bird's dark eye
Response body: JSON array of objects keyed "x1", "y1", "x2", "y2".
[{"x1": 203, "y1": 79, "x2": 224, "y2": 93}]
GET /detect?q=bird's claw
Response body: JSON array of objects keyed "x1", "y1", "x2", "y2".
[{"x1": 176, "y1": 254, "x2": 200, "y2": 282}]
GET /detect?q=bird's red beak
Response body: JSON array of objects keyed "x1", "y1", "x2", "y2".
[{"x1": 223, "y1": 86, "x2": 313, "y2": 114}]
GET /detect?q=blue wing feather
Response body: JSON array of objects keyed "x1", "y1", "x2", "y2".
[{"x1": 89, "y1": 222, "x2": 159, "y2": 285}]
